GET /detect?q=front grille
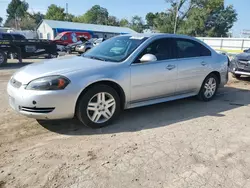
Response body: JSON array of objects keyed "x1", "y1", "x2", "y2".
[
  {"x1": 10, "y1": 78, "x2": 22, "y2": 88},
  {"x1": 19, "y1": 107, "x2": 55, "y2": 113},
  {"x1": 238, "y1": 61, "x2": 248, "y2": 65},
  {"x1": 238, "y1": 59, "x2": 249, "y2": 62},
  {"x1": 236, "y1": 60, "x2": 250, "y2": 70}
]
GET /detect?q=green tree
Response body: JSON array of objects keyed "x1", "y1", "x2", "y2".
[
  {"x1": 107, "y1": 16, "x2": 119, "y2": 26},
  {"x1": 6, "y1": 0, "x2": 29, "y2": 19},
  {"x1": 83, "y1": 5, "x2": 109, "y2": 25},
  {"x1": 30, "y1": 12, "x2": 44, "y2": 24},
  {"x1": 181, "y1": 0, "x2": 237, "y2": 37},
  {"x1": 45, "y1": 4, "x2": 66, "y2": 21},
  {"x1": 148, "y1": 0, "x2": 237, "y2": 37},
  {"x1": 5, "y1": 15, "x2": 36, "y2": 30},
  {"x1": 153, "y1": 12, "x2": 174, "y2": 33},
  {"x1": 0, "y1": 17, "x2": 3, "y2": 26},
  {"x1": 5, "y1": 0, "x2": 29, "y2": 29},
  {"x1": 130, "y1": 16, "x2": 144, "y2": 33},
  {"x1": 20, "y1": 16, "x2": 36, "y2": 30},
  {"x1": 145, "y1": 12, "x2": 156, "y2": 27},
  {"x1": 119, "y1": 18, "x2": 130, "y2": 27},
  {"x1": 205, "y1": 5, "x2": 237, "y2": 37},
  {"x1": 4, "y1": 18, "x2": 16, "y2": 28},
  {"x1": 66, "y1": 13, "x2": 75, "y2": 22},
  {"x1": 72, "y1": 15, "x2": 85, "y2": 23}
]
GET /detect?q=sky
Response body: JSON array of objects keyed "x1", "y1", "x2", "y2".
[{"x1": 0, "y1": 0, "x2": 249, "y2": 36}]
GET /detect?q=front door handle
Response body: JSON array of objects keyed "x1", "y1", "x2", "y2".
[
  {"x1": 166, "y1": 64, "x2": 176, "y2": 70},
  {"x1": 201, "y1": 61, "x2": 207, "y2": 66}
]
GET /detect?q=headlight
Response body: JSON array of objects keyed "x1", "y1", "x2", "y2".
[{"x1": 26, "y1": 76, "x2": 70, "y2": 90}]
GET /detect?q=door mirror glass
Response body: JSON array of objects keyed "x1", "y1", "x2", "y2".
[{"x1": 139, "y1": 54, "x2": 157, "y2": 63}]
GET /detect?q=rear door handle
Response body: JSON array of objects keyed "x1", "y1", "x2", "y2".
[
  {"x1": 201, "y1": 61, "x2": 207, "y2": 66},
  {"x1": 166, "y1": 64, "x2": 176, "y2": 70}
]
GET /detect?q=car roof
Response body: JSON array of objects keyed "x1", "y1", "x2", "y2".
[
  {"x1": 123, "y1": 33, "x2": 194, "y2": 39},
  {"x1": 120, "y1": 33, "x2": 215, "y2": 53}
]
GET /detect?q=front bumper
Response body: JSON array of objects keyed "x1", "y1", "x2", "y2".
[
  {"x1": 7, "y1": 81, "x2": 78, "y2": 120},
  {"x1": 229, "y1": 65, "x2": 250, "y2": 76},
  {"x1": 229, "y1": 61, "x2": 250, "y2": 76}
]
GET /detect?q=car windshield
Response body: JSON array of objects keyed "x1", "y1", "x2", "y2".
[
  {"x1": 54, "y1": 33, "x2": 63, "y2": 40},
  {"x1": 83, "y1": 36, "x2": 148, "y2": 62}
]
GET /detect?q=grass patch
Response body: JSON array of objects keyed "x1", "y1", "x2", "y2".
[{"x1": 215, "y1": 48, "x2": 243, "y2": 53}]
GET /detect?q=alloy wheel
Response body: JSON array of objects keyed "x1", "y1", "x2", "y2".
[
  {"x1": 87, "y1": 92, "x2": 116, "y2": 124},
  {"x1": 204, "y1": 77, "x2": 217, "y2": 98}
]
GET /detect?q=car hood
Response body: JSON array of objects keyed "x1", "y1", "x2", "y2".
[
  {"x1": 236, "y1": 53, "x2": 250, "y2": 61},
  {"x1": 13, "y1": 56, "x2": 114, "y2": 84}
]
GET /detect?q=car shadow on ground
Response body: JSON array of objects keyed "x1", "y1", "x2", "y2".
[
  {"x1": 39, "y1": 86, "x2": 250, "y2": 136},
  {"x1": 237, "y1": 76, "x2": 250, "y2": 82},
  {"x1": 0, "y1": 63, "x2": 32, "y2": 70}
]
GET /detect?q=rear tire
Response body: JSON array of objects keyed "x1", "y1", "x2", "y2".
[
  {"x1": 76, "y1": 85, "x2": 121, "y2": 129},
  {"x1": 198, "y1": 73, "x2": 219, "y2": 101},
  {"x1": 232, "y1": 73, "x2": 241, "y2": 79},
  {"x1": 0, "y1": 50, "x2": 7, "y2": 66}
]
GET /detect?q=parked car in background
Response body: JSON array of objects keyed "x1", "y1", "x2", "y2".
[
  {"x1": 93, "y1": 38, "x2": 105, "y2": 46},
  {"x1": 229, "y1": 49, "x2": 250, "y2": 79},
  {"x1": 53, "y1": 31, "x2": 91, "y2": 46},
  {"x1": 7, "y1": 34, "x2": 229, "y2": 128},
  {"x1": 243, "y1": 48, "x2": 250, "y2": 53},
  {"x1": 75, "y1": 40, "x2": 94, "y2": 54}
]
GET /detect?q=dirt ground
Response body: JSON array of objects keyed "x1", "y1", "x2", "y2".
[{"x1": 1, "y1": 60, "x2": 250, "y2": 188}]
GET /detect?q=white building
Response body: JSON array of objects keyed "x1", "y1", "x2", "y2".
[{"x1": 37, "y1": 19, "x2": 137, "y2": 40}]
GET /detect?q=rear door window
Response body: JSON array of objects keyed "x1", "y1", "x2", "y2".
[{"x1": 174, "y1": 38, "x2": 211, "y2": 58}]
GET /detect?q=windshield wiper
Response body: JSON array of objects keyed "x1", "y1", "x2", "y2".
[
  {"x1": 83, "y1": 55, "x2": 119, "y2": 63},
  {"x1": 85, "y1": 56, "x2": 107, "y2": 61}
]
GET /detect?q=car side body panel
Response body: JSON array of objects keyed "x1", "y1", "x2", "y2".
[{"x1": 7, "y1": 33, "x2": 228, "y2": 120}]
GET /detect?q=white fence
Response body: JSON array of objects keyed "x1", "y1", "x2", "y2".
[{"x1": 197, "y1": 37, "x2": 250, "y2": 51}]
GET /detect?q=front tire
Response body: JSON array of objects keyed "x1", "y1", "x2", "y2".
[
  {"x1": 198, "y1": 74, "x2": 219, "y2": 101},
  {"x1": 76, "y1": 85, "x2": 121, "y2": 128}
]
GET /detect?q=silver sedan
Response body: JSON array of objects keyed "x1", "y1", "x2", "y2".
[{"x1": 7, "y1": 34, "x2": 229, "y2": 128}]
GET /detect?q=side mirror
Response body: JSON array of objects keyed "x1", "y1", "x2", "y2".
[
  {"x1": 139, "y1": 54, "x2": 157, "y2": 63},
  {"x1": 243, "y1": 49, "x2": 248, "y2": 53}
]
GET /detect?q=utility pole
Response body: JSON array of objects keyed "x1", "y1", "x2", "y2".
[
  {"x1": 174, "y1": 0, "x2": 180, "y2": 34},
  {"x1": 66, "y1": 3, "x2": 68, "y2": 20}
]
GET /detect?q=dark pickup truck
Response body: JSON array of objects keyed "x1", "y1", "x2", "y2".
[
  {"x1": 229, "y1": 48, "x2": 250, "y2": 79},
  {"x1": 0, "y1": 33, "x2": 58, "y2": 66}
]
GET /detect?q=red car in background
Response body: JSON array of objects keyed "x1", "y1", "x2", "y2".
[{"x1": 53, "y1": 31, "x2": 91, "y2": 46}]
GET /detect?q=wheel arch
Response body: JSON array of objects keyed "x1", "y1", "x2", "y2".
[
  {"x1": 75, "y1": 80, "x2": 126, "y2": 113},
  {"x1": 206, "y1": 71, "x2": 221, "y2": 84},
  {"x1": 198, "y1": 71, "x2": 221, "y2": 94},
  {"x1": 211, "y1": 71, "x2": 221, "y2": 84}
]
